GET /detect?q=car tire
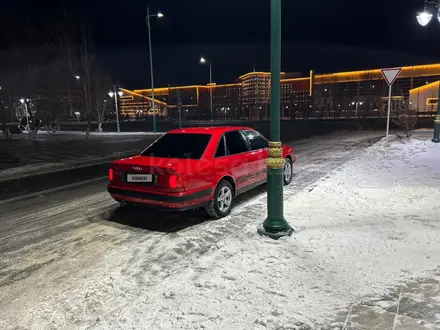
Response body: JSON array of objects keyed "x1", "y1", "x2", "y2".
[
  {"x1": 283, "y1": 157, "x2": 294, "y2": 186},
  {"x1": 205, "y1": 180, "x2": 234, "y2": 219}
]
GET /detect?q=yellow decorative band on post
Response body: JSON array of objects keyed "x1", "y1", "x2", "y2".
[
  {"x1": 266, "y1": 141, "x2": 285, "y2": 169},
  {"x1": 434, "y1": 115, "x2": 440, "y2": 124}
]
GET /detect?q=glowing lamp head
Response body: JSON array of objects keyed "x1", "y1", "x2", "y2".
[
  {"x1": 417, "y1": 11, "x2": 433, "y2": 26},
  {"x1": 20, "y1": 98, "x2": 25, "y2": 104},
  {"x1": 108, "y1": 92, "x2": 114, "y2": 98},
  {"x1": 200, "y1": 57, "x2": 207, "y2": 64},
  {"x1": 118, "y1": 91, "x2": 123, "y2": 97},
  {"x1": 157, "y1": 12, "x2": 164, "y2": 18}
]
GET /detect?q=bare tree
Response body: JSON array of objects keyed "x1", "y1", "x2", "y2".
[
  {"x1": 92, "y1": 69, "x2": 112, "y2": 132},
  {"x1": 392, "y1": 108, "x2": 418, "y2": 138},
  {"x1": 59, "y1": 13, "x2": 95, "y2": 139}
]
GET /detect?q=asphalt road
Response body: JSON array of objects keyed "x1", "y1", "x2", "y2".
[
  {"x1": 0, "y1": 131, "x2": 384, "y2": 329},
  {"x1": 0, "y1": 134, "x2": 162, "y2": 200}
]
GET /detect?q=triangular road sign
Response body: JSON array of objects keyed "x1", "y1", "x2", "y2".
[{"x1": 381, "y1": 68, "x2": 402, "y2": 86}]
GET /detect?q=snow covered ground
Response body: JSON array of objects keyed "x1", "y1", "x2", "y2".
[{"x1": 1, "y1": 135, "x2": 440, "y2": 329}]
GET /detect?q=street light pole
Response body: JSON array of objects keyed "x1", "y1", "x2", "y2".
[
  {"x1": 200, "y1": 57, "x2": 213, "y2": 121},
  {"x1": 113, "y1": 85, "x2": 121, "y2": 133},
  {"x1": 434, "y1": 83, "x2": 440, "y2": 142},
  {"x1": 146, "y1": 8, "x2": 163, "y2": 133},
  {"x1": 209, "y1": 62, "x2": 213, "y2": 121},
  {"x1": 258, "y1": 0, "x2": 293, "y2": 239},
  {"x1": 416, "y1": 0, "x2": 440, "y2": 142}
]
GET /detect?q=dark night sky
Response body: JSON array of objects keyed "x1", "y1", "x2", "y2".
[{"x1": 2, "y1": 0, "x2": 440, "y2": 88}]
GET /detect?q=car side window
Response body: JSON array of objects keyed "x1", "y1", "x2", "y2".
[
  {"x1": 242, "y1": 130, "x2": 269, "y2": 150},
  {"x1": 215, "y1": 135, "x2": 226, "y2": 158},
  {"x1": 225, "y1": 131, "x2": 249, "y2": 155}
]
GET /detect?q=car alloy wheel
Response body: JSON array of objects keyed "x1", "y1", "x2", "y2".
[
  {"x1": 205, "y1": 180, "x2": 234, "y2": 219},
  {"x1": 283, "y1": 158, "x2": 293, "y2": 185}
]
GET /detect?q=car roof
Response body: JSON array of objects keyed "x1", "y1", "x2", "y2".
[{"x1": 167, "y1": 126, "x2": 255, "y2": 134}]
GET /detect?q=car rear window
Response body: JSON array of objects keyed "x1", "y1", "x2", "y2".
[{"x1": 141, "y1": 133, "x2": 212, "y2": 159}]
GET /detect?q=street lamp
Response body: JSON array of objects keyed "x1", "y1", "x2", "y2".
[
  {"x1": 146, "y1": 7, "x2": 163, "y2": 133},
  {"x1": 200, "y1": 57, "x2": 213, "y2": 121},
  {"x1": 417, "y1": 11, "x2": 433, "y2": 26},
  {"x1": 108, "y1": 85, "x2": 123, "y2": 133},
  {"x1": 416, "y1": 0, "x2": 440, "y2": 142},
  {"x1": 258, "y1": 0, "x2": 293, "y2": 239}
]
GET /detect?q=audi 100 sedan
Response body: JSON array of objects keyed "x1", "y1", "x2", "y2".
[{"x1": 107, "y1": 127, "x2": 296, "y2": 219}]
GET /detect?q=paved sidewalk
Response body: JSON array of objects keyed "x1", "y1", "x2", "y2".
[{"x1": 332, "y1": 272, "x2": 440, "y2": 329}]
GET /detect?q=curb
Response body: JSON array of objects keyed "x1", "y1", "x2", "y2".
[{"x1": 0, "y1": 151, "x2": 138, "y2": 183}]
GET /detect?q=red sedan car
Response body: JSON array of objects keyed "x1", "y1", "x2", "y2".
[{"x1": 108, "y1": 127, "x2": 295, "y2": 218}]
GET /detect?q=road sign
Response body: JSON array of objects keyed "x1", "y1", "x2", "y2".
[
  {"x1": 381, "y1": 67, "x2": 402, "y2": 143},
  {"x1": 381, "y1": 68, "x2": 401, "y2": 86}
]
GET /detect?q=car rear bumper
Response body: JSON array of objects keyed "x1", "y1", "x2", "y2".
[{"x1": 107, "y1": 185, "x2": 212, "y2": 211}]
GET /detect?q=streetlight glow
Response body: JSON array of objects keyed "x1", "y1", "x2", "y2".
[
  {"x1": 75, "y1": 75, "x2": 80, "y2": 80},
  {"x1": 417, "y1": 11, "x2": 433, "y2": 26},
  {"x1": 157, "y1": 12, "x2": 164, "y2": 18},
  {"x1": 108, "y1": 92, "x2": 114, "y2": 98},
  {"x1": 118, "y1": 91, "x2": 123, "y2": 97},
  {"x1": 20, "y1": 99, "x2": 25, "y2": 104},
  {"x1": 200, "y1": 57, "x2": 207, "y2": 64}
]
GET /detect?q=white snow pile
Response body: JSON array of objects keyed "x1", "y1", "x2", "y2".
[{"x1": 2, "y1": 137, "x2": 440, "y2": 329}]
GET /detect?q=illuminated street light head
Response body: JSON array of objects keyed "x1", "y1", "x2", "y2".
[
  {"x1": 200, "y1": 57, "x2": 207, "y2": 64},
  {"x1": 157, "y1": 12, "x2": 164, "y2": 18},
  {"x1": 20, "y1": 98, "x2": 25, "y2": 104},
  {"x1": 118, "y1": 91, "x2": 123, "y2": 97},
  {"x1": 75, "y1": 75, "x2": 80, "y2": 80},
  {"x1": 417, "y1": 10, "x2": 433, "y2": 26},
  {"x1": 108, "y1": 92, "x2": 114, "y2": 98}
]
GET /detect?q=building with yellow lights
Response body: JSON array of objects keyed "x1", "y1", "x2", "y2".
[{"x1": 119, "y1": 63, "x2": 440, "y2": 120}]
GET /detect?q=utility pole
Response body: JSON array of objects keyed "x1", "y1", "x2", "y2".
[
  {"x1": 177, "y1": 90, "x2": 182, "y2": 129},
  {"x1": 146, "y1": 8, "x2": 163, "y2": 133},
  {"x1": 258, "y1": 0, "x2": 293, "y2": 239},
  {"x1": 113, "y1": 85, "x2": 121, "y2": 133}
]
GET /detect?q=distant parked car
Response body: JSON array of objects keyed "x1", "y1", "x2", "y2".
[{"x1": 107, "y1": 127, "x2": 296, "y2": 218}]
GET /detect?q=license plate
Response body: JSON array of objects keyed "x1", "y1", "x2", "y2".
[{"x1": 127, "y1": 173, "x2": 153, "y2": 183}]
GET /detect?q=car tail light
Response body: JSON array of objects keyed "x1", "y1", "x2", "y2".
[
  {"x1": 156, "y1": 174, "x2": 186, "y2": 189},
  {"x1": 169, "y1": 175, "x2": 178, "y2": 188},
  {"x1": 109, "y1": 168, "x2": 114, "y2": 181}
]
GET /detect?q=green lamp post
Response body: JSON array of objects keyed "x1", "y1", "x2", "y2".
[
  {"x1": 258, "y1": 0, "x2": 294, "y2": 239},
  {"x1": 433, "y1": 83, "x2": 440, "y2": 143},
  {"x1": 415, "y1": 1, "x2": 440, "y2": 142}
]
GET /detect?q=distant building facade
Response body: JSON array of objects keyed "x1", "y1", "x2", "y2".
[{"x1": 119, "y1": 63, "x2": 440, "y2": 119}]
